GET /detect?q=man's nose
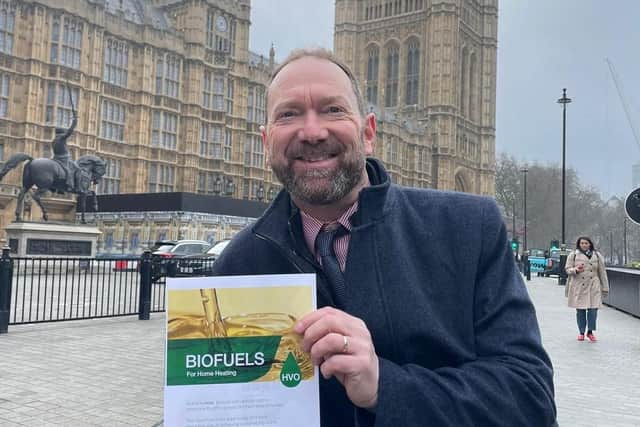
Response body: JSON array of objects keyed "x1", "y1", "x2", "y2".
[{"x1": 297, "y1": 111, "x2": 328, "y2": 144}]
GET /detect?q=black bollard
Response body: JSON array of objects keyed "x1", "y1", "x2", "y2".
[
  {"x1": 523, "y1": 252, "x2": 531, "y2": 281},
  {"x1": 0, "y1": 245, "x2": 14, "y2": 334},
  {"x1": 138, "y1": 250, "x2": 152, "y2": 320},
  {"x1": 558, "y1": 244, "x2": 568, "y2": 286}
]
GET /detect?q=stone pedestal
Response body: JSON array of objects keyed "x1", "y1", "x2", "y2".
[{"x1": 4, "y1": 221, "x2": 101, "y2": 257}]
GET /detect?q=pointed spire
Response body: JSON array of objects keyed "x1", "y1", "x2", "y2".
[{"x1": 269, "y1": 43, "x2": 275, "y2": 68}]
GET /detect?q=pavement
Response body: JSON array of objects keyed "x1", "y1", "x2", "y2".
[
  {"x1": 0, "y1": 275, "x2": 638, "y2": 426},
  {"x1": 527, "y1": 275, "x2": 640, "y2": 427}
]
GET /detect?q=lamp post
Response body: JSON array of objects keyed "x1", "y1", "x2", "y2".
[
  {"x1": 521, "y1": 167, "x2": 528, "y2": 253},
  {"x1": 521, "y1": 167, "x2": 530, "y2": 281},
  {"x1": 225, "y1": 179, "x2": 235, "y2": 197},
  {"x1": 609, "y1": 231, "x2": 614, "y2": 265},
  {"x1": 512, "y1": 199, "x2": 517, "y2": 242},
  {"x1": 256, "y1": 184, "x2": 265, "y2": 202},
  {"x1": 213, "y1": 177, "x2": 222, "y2": 195},
  {"x1": 268, "y1": 187, "x2": 276, "y2": 202},
  {"x1": 557, "y1": 88, "x2": 572, "y2": 285},
  {"x1": 623, "y1": 217, "x2": 628, "y2": 265}
]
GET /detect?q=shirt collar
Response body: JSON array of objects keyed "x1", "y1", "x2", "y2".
[{"x1": 300, "y1": 200, "x2": 358, "y2": 255}]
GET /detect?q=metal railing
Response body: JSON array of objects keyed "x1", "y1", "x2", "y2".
[{"x1": 0, "y1": 249, "x2": 219, "y2": 332}]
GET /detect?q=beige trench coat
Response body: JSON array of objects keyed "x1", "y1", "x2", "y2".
[{"x1": 565, "y1": 249, "x2": 610, "y2": 308}]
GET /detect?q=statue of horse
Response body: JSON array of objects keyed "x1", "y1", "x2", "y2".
[{"x1": 0, "y1": 153, "x2": 107, "y2": 224}]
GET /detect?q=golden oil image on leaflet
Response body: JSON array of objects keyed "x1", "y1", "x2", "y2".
[
  {"x1": 167, "y1": 285, "x2": 314, "y2": 384},
  {"x1": 164, "y1": 274, "x2": 319, "y2": 427}
]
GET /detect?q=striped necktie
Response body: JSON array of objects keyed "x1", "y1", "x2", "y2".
[{"x1": 315, "y1": 224, "x2": 348, "y2": 306}]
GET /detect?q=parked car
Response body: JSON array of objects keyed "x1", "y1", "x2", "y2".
[
  {"x1": 95, "y1": 253, "x2": 139, "y2": 272},
  {"x1": 527, "y1": 248, "x2": 547, "y2": 275},
  {"x1": 150, "y1": 240, "x2": 210, "y2": 280},
  {"x1": 178, "y1": 239, "x2": 231, "y2": 275},
  {"x1": 543, "y1": 249, "x2": 562, "y2": 277},
  {"x1": 205, "y1": 239, "x2": 231, "y2": 259}
]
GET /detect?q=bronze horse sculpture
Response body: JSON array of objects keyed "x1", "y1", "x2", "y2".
[
  {"x1": 0, "y1": 153, "x2": 106, "y2": 224},
  {"x1": 0, "y1": 86, "x2": 107, "y2": 224}
]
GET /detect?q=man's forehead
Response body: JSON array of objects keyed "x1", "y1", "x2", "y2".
[{"x1": 269, "y1": 57, "x2": 356, "y2": 105}]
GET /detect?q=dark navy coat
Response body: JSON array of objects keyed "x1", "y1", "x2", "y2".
[{"x1": 212, "y1": 158, "x2": 556, "y2": 427}]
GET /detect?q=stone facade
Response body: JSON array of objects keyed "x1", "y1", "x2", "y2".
[
  {"x1": 84, "y1": 210, "x2": 254, "y2": 255},
  {"x1": 334, "y1": 0, "x2": 498, "y2": 194},
  {"x1": 0, "y1": 0, "x2": 279, "y2": 235},
  {"x1": 0, "y1": 0, "x2": 498, "y2": 251}
]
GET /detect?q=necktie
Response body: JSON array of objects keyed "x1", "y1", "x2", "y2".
[{"x1": 315, "y1": 225, "x2": 348, "y2": 306}]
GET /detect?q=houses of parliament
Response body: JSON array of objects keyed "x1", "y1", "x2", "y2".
[{"x1": 0, "y1": 0, "x2": 497, "y2": 252}]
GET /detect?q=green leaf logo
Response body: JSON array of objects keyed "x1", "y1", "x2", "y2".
[{"x1": 280, "y1": 352, "x2": 302, "y2": 388}]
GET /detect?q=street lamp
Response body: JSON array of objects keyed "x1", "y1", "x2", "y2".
[
  {"x1": 557, "y1": 88, "x2": 572, "y2": 285},
  {"x1": 521, "y1": 166, "x2": 530, "y2": 281},
  {"x1": 213, "y1": 177, "x2": 222, "y2": 195},
  {"x1": 609, "y1": 231, "x2": 614, "y2": 265},
  {"x1": 521, "y1": 167, "x2": 529, "y2": 253},
  {"x1": 256, "y1": 184, "x2": 265, "y2": 202},
  {"x1": 225, "y1": 179, "x2": 235, "y2": 197},
  {"x1": 268, "y1": 187, "x2": 276, "y2": 202},
  {"x1": 512, "y1": 199, "x2": 517, "y2": 242},
  {"x1": 623, "y1": 217, "x2": 628, "y2": 265}
]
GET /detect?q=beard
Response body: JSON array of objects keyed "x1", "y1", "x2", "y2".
[{"x1": 269, "y1": 136, "x2": 367, "y2": 205}]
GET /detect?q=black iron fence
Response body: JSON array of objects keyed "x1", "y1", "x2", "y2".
[{"x1": 0, "y1": 247, "x2": 218, "y2": 333}]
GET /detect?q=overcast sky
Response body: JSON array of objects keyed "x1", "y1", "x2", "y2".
[{"x1": 249, "y1": 0, "x2": 640, "y2": 199}]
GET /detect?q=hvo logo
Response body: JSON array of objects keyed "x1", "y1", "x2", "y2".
[{"x1": 280, "y1": 353, "x2": 302, "y2": 387}]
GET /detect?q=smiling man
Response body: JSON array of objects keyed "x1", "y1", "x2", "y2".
[
  {"x1": 212, "y1": 48, "x2": 557, "y2": 426},
  {"x1": 265, "y1": 53, "x2": 374, "y2": 219}
]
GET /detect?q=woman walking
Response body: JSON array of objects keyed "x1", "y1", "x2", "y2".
[{"x1": 565, "y1": 236, "x2": 609, "y2": 342}]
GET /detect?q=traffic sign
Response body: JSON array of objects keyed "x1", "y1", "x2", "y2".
[{"x1": 626, "y1": 187, "x2": 640, "y2": 225}]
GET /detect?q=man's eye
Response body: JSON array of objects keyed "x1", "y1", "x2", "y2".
[
  {"x1": 326, "y1": 106, "x2": 346, "y2": 114},
  {"x1": 277, "y1": 111, "x2": 296, "y2": 119}
]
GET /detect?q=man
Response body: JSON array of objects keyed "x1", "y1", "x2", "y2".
[
  {"x1": 52, "y1": 114, "x2": 78, "y2": 192},
  {"x1": 212, "y1": 48, "x2": 556, "y2": 426}
]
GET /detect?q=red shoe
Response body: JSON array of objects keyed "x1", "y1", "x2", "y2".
[
  {"x1": 587, "y1": 333, "x2": 597, "y2": 342},
  {"x1": 577, "y1": 334, "x2": 585, "y2": 341}
]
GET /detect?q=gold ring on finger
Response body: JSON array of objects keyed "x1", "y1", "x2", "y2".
[{"x1": 342, "y1": 335, "x2": 350, "y2": 354}]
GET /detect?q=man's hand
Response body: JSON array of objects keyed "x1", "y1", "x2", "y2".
[{"x1": 295, "y1": 307, "x2": 379, "y2": 409}]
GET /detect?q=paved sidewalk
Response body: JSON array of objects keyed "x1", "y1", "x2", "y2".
[
  {"x1": 0, "y1": 275, "x2": 638, "y2": 426},
  {"x1": 525, "y1": 276, "x2": 640, "y2": 427},
  {"x1": 0, "y1": 316, "x2": 164, "y2": 426}
]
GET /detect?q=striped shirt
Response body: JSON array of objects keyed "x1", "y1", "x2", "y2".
[{"x1": 300, "y1": 202, "x2": 358, "y2": 272}]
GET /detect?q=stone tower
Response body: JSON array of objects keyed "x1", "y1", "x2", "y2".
[{"x1": 334, "y1": 0, "x2": 498, "y2": 194}]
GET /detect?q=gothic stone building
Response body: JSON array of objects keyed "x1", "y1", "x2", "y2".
[
  {"x1": 0, "y1": 0, "x2": 279, "y2": 251},
  {"x1": 0, "y1": 0, "x2": 497, "y2": 253},
  {"x1": 335, "y1": 0, "x2": 498, "y2": 194}
]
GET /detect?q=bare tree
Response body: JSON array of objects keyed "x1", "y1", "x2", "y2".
[
  {"x1": 494, "y1": 153, "x2": 522, "y2": 240},
  {"x1": 494, "y1": 152, "x2": 635, "y2": 266}
]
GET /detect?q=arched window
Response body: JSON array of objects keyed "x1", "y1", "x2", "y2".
[
  {"x1": 366, "y1": 46, "x2": 380, "y2": 105},
  {"x1": 469, "y1": 53, "x2": 478, "y2": 122},
  {"x1": 460, "y1": 47, "x2": 469, "y2": 117},
  {"x1": 385, "y1": 44, "x2": 399, "y2": 107},
  {"x1": 405, "y1": 39, "x2": 420, "y2": 105}
]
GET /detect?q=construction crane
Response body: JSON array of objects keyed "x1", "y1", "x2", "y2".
[{"x1": 606, "y1": 58, "x2": 640, "y2": 152}]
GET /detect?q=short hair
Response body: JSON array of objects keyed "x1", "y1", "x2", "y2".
[
  {"x1": 267, "y1": 47, "x2": 366, "y2": 120},
  {"x1": 575, "y1": 236, "x2": 595, "y2": 251}
]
